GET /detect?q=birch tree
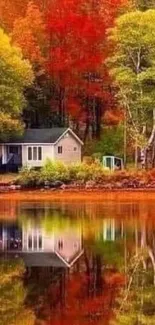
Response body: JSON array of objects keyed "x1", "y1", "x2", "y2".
[{"x1": 107, "y1": 10, "x2": 155, "y2": 168}]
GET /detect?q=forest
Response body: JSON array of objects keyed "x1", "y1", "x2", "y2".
[{"x1": 1, "y1": 0, "x2": 155, "y2": 166}]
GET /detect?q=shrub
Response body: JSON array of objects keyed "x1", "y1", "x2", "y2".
[
  {"x1": 17, "y1": 161, "x2": 108, "y2": 187},
  {"x1": 69, "y1": 162, "x2": 108, "y2": 182},
  {"x1": 147, "y1": 168, "x2": 155, "y2": 181},
  {"x1": 17, "y1": 167, "x2": 41, "y2": 187},
  {"x1": 40, "y1": 159, "x2": 70, "y2": 182}
]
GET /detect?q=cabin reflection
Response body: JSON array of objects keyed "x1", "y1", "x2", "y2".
[{"x1": 0, "y1": 223, "x2": 84, "y2": 268}]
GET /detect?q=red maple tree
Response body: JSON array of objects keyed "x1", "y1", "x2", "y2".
[{"x1": 46, "y1": 0, "x2": 128, "y2": 140}]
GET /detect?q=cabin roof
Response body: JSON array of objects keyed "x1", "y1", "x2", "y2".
[{"x1": 0, "y1": 128, "x2": 83, "y2": 145}]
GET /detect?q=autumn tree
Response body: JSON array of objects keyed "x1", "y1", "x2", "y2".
[
  {"x1": 0, "y1": 28, "x2": 33, "y2": 140},
  {"x1": 11, "y1": 2, "x2": 53, "y2": 128},
  {"x1": 46, "y1": 0, "x2": 127, "y2": 140},
  {"x1": 12, "y1": 2, "x2": 45, "y2": 64},
  {"x1": 0, "y1": 0, "x2": 50, "y2": 32},
  {"x1": 0, "y1": 0, "x2": 129, "y2": 133}
]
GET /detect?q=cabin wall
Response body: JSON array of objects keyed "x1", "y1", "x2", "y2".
[
  {"x1": 54, "y1": 133, "x2": 81, "y2": 164},
  {"x1": 22, "y1": 144, "x2": 54, "y2": 167}
]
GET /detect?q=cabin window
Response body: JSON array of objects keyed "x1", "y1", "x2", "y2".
[
  {"x1": 28, "y1": 147, "x2": 32, "y2": 161},
  {"x1": 28, "y1": 146, "x2": 42, "y2": 161},
  {"x1": 38, "y1": 147, "x2": 42, "y2": 160},
  {"x1": 58, "y1": 146, "x2": 62, "y2": 154}
]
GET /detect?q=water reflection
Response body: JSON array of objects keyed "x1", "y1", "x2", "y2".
[
  {"x1": 0, "y1": 222, "x2": 83, "y2": 268},
  {"x1": 1, "y1": 200, "x2": 155, "y2": 325}
]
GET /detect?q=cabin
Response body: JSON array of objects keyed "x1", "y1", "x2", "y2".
[{"x1": 0, "y1": 128, "x2": 83, "y2": 171}]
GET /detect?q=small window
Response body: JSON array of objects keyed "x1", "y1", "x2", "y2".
[
  {"x1": 58, "y1": 146, "x2": 62, "y2": 154},
  {"x1": 33, "y1": 147, "x2": 37, "y2": 160},
  {"x1": 38, "y1": 147, "x2": 42, "y2": 160},
  {"x1": 74, "y1": 147, "x2": 77, "y2": 151},
  {"x1": 28, "y1": 147, "x2": 32, "y2": 161}
]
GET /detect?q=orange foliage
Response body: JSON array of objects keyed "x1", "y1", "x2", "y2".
[
  {"x1": 12, "y1": 2, "x2": 45, "y2": 64},
  {"x1": 0, "y1": 0, "x2": 28, "y2": 31},
  {"x1": 0, "y1": 0, "x2": 51, "y2": 31},
  {"x1": 104, "y1": 109, "x2": 124, "y2": 125}
]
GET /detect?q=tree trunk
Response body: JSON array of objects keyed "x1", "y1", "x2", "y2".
[
  {"x1": 83, "y1": 118, "x2": 90, "y2": 143},
  {"x1": 135, "y1": 137, "x2": 138, "y2": 169},
  {"x1": 95, "y1": 100, "x2": 101, "y2": 139},
  {"x1": 59, "y1": 87, "x2": 65, "y2": 126},
  {"x1": 144, "y1": 108, "x2": 155, "y2": 169},
  {"x1": 124, "y1": 108, "x2": 127, "y2": 168}
]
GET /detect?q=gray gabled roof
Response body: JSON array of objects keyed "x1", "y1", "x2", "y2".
[{"x1": 2, "y1": 128, "x2": 68, "y2": 144}]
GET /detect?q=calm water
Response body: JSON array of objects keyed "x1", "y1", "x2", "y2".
[{"x1": 1, "y1": 199, "x2": 155, "y2": 325}]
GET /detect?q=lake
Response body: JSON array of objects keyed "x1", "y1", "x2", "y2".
[{"x1": 1, "y1": 197, "x2": 155, "y2": 325}]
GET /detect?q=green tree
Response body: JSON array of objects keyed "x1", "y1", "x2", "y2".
[
  {"x1": 89, "y1": 124, "x2": 124, "y2": 158},
  {"x1": 0, "y1": 27, "x2": 34, "y2": 140},
  {"x1": 107, "y1": 10, "x2": 155, "y2": 167}
]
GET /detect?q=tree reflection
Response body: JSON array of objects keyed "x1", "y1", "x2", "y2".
[
  {"x1": 0, "y1": 259, "x2": 35, "y2": 325},
  {"x1": 1, "y1": 200, "x2": 155, "y2": 324}
]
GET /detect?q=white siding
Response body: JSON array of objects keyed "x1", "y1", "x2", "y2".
[
  {"x1": 54, "y1": 132, "x2": 81, "y2": 164},
  {"x1": 22, "y1": 144, "x2": 54, "y2": 167}
]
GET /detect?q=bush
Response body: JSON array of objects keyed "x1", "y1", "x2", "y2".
[
  {"x1": 17, "y1": 167, "x2": 41, "y2": 187},
  {"x1": 72, "y1": 162, "x2": 108, "y2": 182},
  {"x1": 17, "y1": 160, "x2": 109, "y2": 187},
  {"x1": 41, "y1": 159, "x2": 70, "y2": 182}
]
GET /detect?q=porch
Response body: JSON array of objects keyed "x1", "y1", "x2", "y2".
[{"x1": 0, "y1": 145, "x2": 22, "y2": 172}]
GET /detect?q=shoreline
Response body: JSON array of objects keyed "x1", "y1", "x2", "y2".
[{"x1": 1, "y1": 189, "x2": 155, "y2": 201}]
